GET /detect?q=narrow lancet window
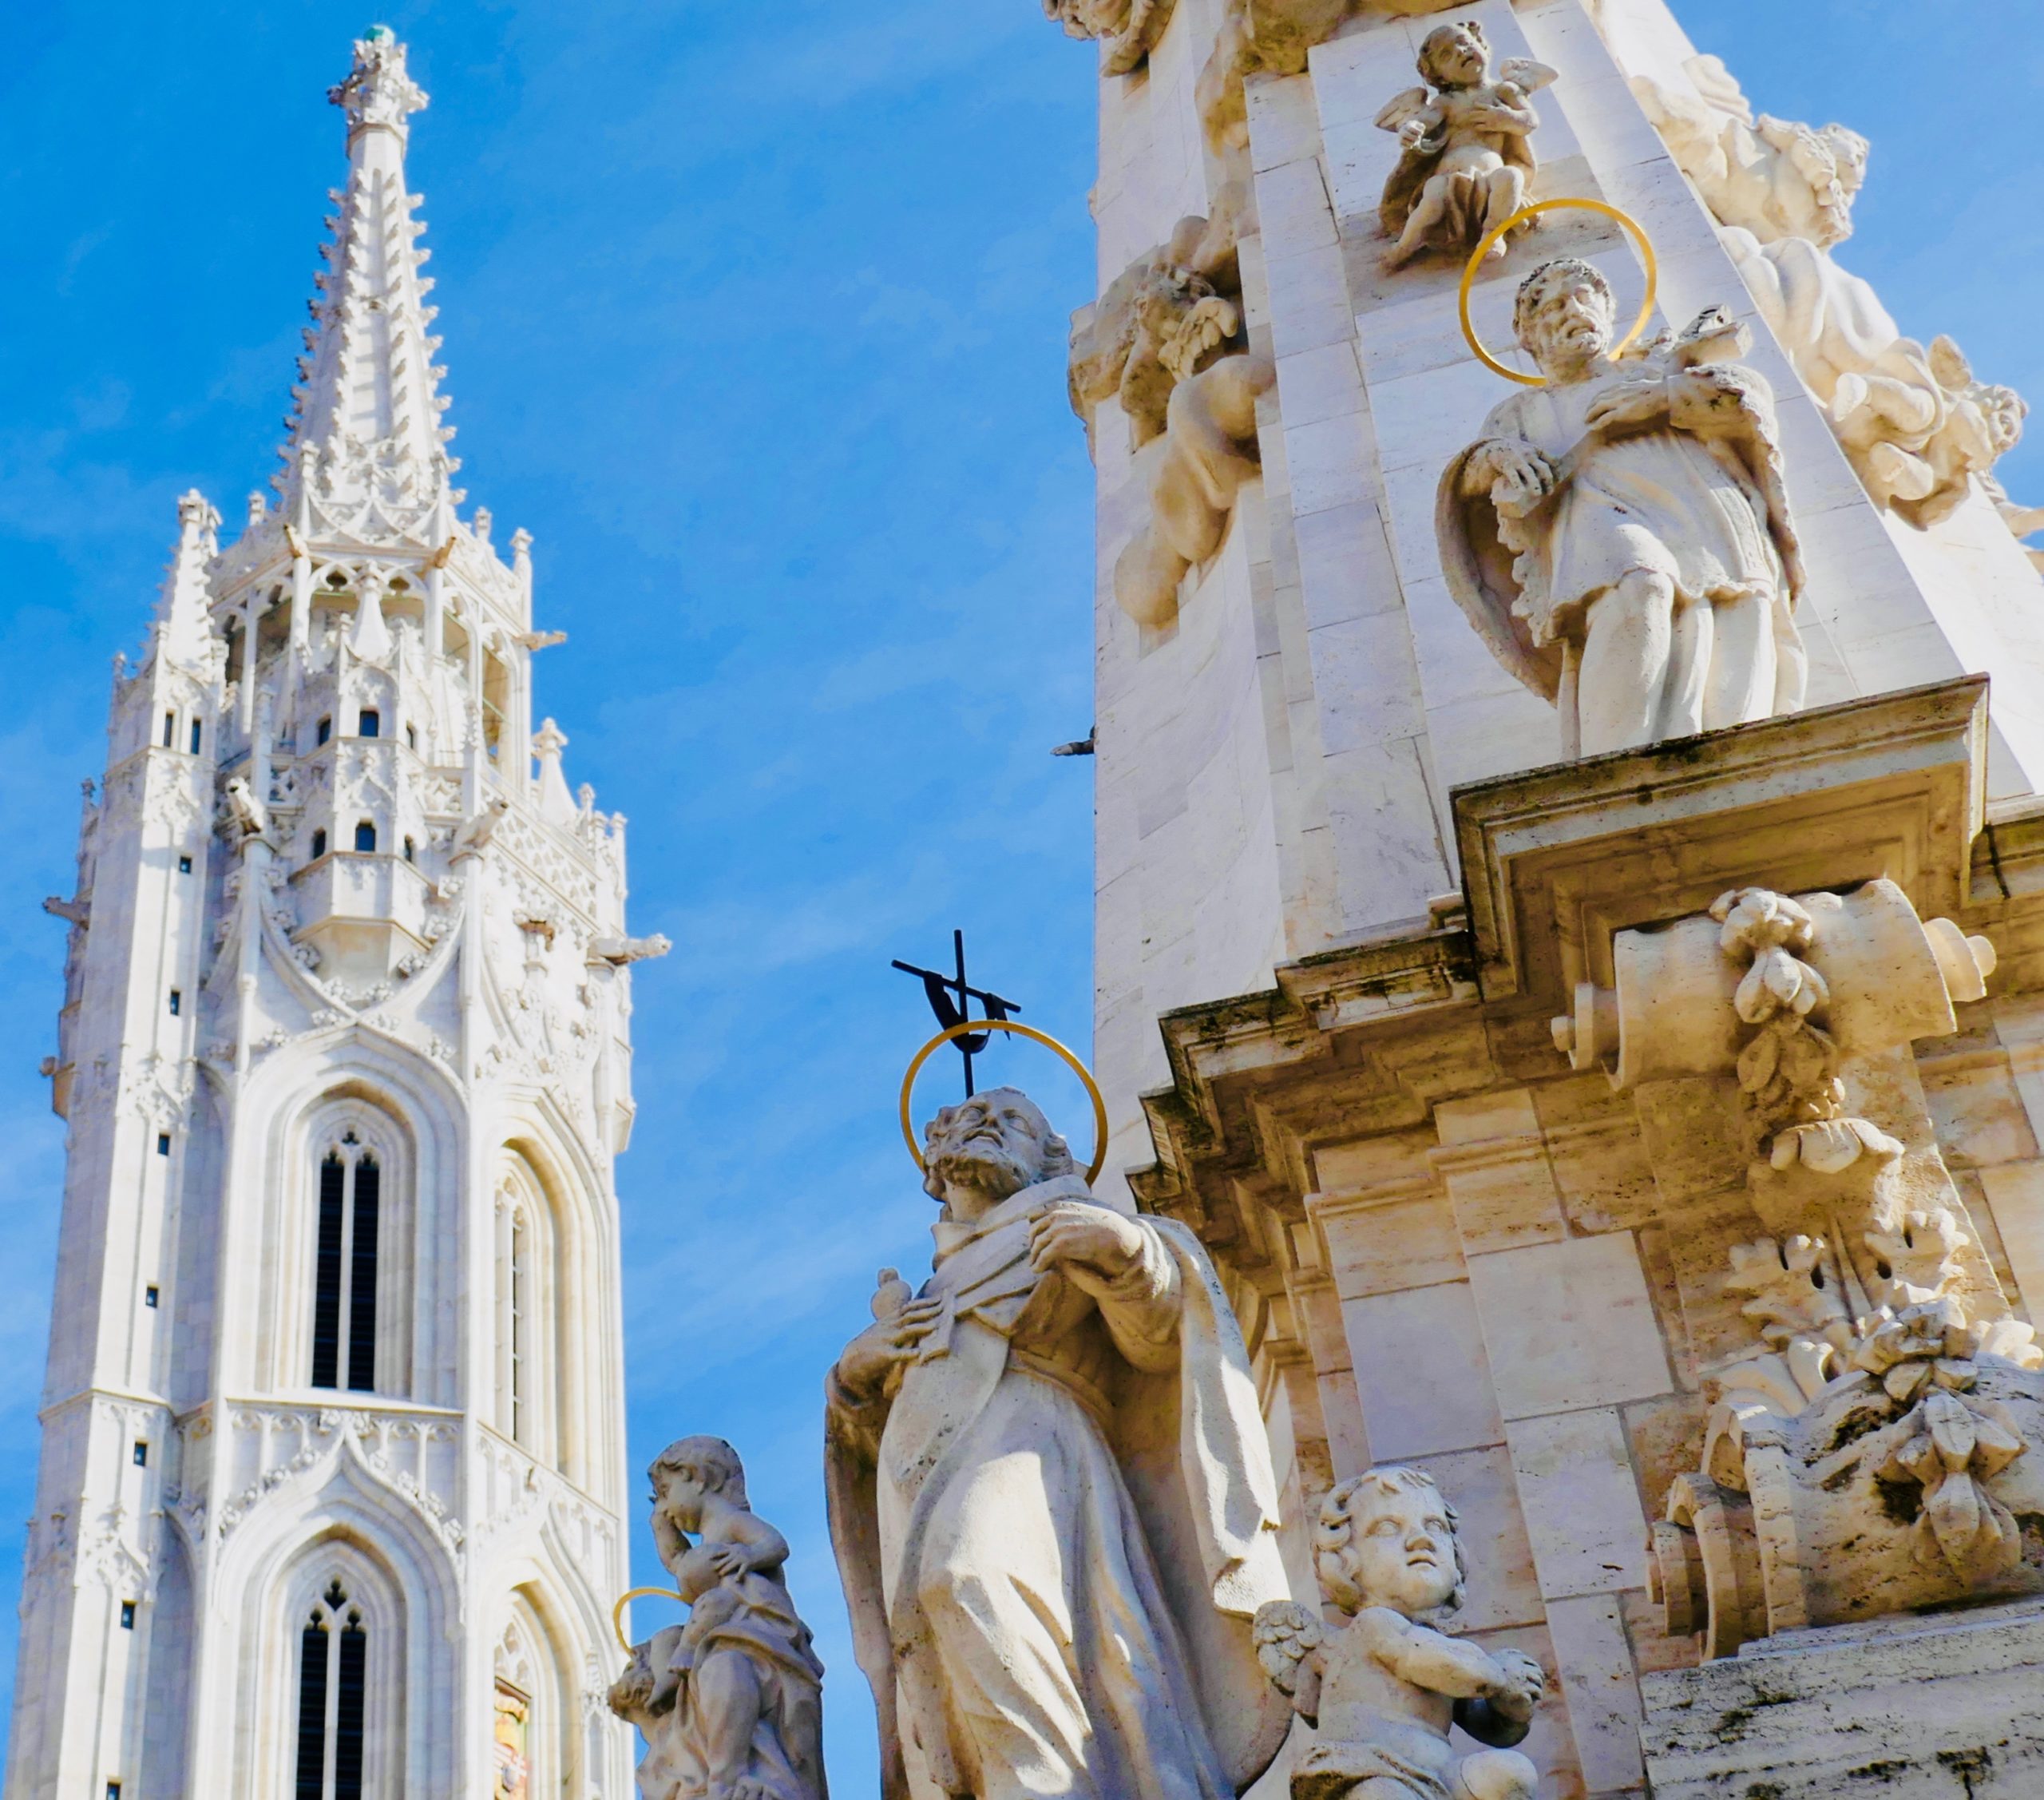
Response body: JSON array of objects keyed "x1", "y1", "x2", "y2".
[
  {"x1": 311, "y1": 1142, "x2": 379, "y2": 1394},
  {"x1": 294, "y1": 1580, "x2": 369, "y2": 1800}
]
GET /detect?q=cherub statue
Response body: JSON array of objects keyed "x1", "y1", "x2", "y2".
[
  {"x1": 606, "y1": 1437, "x2": 826, "y2": 1800},
  {"x1": 1377, "y1": 22, "x2": 1556, "y2": 271},
  {"x1": 1254, "y1": 1466, "x2": 1546, "y2": 1800}
]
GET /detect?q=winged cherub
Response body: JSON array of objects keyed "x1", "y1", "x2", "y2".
[
  {"x1": 1377, "y1": 21, "x2": 1556, "y2": 272},
  {"x1": 1254, "y1": 1466, "x2": 1545, "y2": 1800}
]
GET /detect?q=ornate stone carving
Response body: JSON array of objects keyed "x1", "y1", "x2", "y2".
[
  {"x1": 825, "y1": 1086, "x2": 1292, "y2": 1800},
  {"x1": 1375, "y1": 22, "x2": 1556, "y2": 270},
  {"x1": 1254, "y1": 1466, "x2": 1544, "y2": 1800},
  {"x1": 1041, "y1": 0, "x2": 1176, "y2": 77},
  {"x1": 1721, "y1": 232, "x2": 2026, "y2": 529},
  {"x1": 1634, "y1": 54, "x2": 2033, "y2": 537},
  {"x1": 1439, "y1": 260, "x2": 1808, "y2": 755},
  {"x1": 607, "y1": 1437, "x2": 825, "y2": 1800},
  {"x1": 1557, "y1": 878, "x2": 2044, "y2": 1652},
  {"x1": 1073, "y1": 196, "x2": 1276, "y2": 628},
  {"x1": 1632, "y1": 55, "x2": 1864, "y2": 251}
]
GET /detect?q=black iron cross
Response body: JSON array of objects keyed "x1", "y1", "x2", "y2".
[{"x1": 892, "y1": 930, "x2": 1020, "y2": 1099}]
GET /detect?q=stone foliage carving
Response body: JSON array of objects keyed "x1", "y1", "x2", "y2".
[
  {"x1": 1072, "y1": 192, "x2": 1278, "y2": 628},
  {"x1": 825, "y1": 1087, "x2": 1292, "y2": 1800},
  {"x1": 1255, "y1": 1466, "x2": 1544, "y2": 1800},
  {"x1": 1375, "y1": 22, "x2": 1556, "y2": 271},
  {"x1": 1439, "y1": 259, "x2": 1808, "y2": 756},
  {"x1": 607, "y1": 1436, "x2": 825, "y2": 1800},
  {"x1": 1041, "y1": 0, "x2": 1175, "y2": 77},
  {"x1": 1634, "y1": 54, "x2": 2034, "y2": 538},
  {"x1": 1563, "y1": 880, "x2": 2044, "y2": 1654}
]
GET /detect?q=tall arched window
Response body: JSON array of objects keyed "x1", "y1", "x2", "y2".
[
  {"x1": 312, "y1": 1135, "x2": 380, "y2": 1392},
  {"x1": 294, "y1": 1578, "x2": 368, "y2": 1800},
  {"x1": 494, "y1": 1157, "x2": 568, "y2": 1470}
]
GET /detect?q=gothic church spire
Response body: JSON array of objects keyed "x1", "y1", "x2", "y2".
[{"x1": 278, "y1": 26, "x2": 458, "y2": 533}]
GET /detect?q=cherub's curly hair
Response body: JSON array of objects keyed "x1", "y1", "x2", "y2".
[
  {"x1": 1314, "y1": 1465, "x2": 1467, "y2": 1616},
  {"x1": 1416, "y1": 19, "x2": 1487, "y2": 89},
  {"x1": 648, "y1": 1435, "x2": 747, "y2": 1508},
  {"x1": 1513, "y1": 257, "x2": 1615, "y2": 348}
]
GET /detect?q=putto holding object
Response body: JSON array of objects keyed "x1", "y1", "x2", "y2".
[
  {"x1": 608, "y1": 1437, "x2": 826, "y2": 1800},
  {"x1": 1377, "y1": 22, "x2": 1556, "y2": 271},
  {"x1": 1255, "y1": 1466, "x2": 1546, "y2": 1800}
]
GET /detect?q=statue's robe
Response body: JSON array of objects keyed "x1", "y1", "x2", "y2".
[
  {"x1": 1436, "y1": 344, "x2": 1807, "y2": 746},
  {"x1": 826, "y1": 1176, "x2": 1292, "y2": 1800}
]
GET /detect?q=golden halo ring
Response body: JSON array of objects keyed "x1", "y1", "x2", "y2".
[
  {"x1": 612, "y1": 1584, "x2": 684, "y2": 1655},
  {"x1": 899, "y1": 1020, "x2": 1110, "y2": 1187},
  {"x1": 1456, "y1": 197, "x2": 1658, "y2": 387}
]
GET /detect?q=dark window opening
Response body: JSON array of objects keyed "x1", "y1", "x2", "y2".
[
  {"x1": 353, "y1": 821, "x2": 376, "y2": 854},
  {"x1": 156, "y1": 1134, "x2": 171, "y2": 1158},
  {"x1": 294, "y1": 1604, "x2": 331, "y2": 1800},
  {"x1": 188, "y1": 718, "x2": 203, "y2": 755},
  {"x1": 311, "y1": 1153, "x2": 346, "y2": 1390},
  {"x1": 145, "y1": 1286, "x2": 160, "y2": 1308},
  {"x1": 405, "y1": 724, "x2": 418, "y2": 751},
  {"x1": 358, "y1": 709, "x2": 380, "y2": 739},
  {"x1": 311, "y1": 829, "x2": 327, "y2": 860},
  {"x1": 335, "y1": 1612, "x2": 367, "y2": 1799},
  {"x1": 402, "y1": 837, "x2": 415, "y2": 863},
  {"x1": 312, "y1": 1148, "x2": 381, "y2": 1394},
  {"x1": 296, "y1": 1582, "x2": 366, "y2": 1800},
  {"x1": 120, "y1": 1601, "x2": 136, "y2": 1630},
  {"x1": 132, "y1": 1441, "x2": 147, "y2": 1468},
  {"x1": 107, "y1": 1785, "x2": 121, "y2": 1800},
  {"x1": 178, "y1": 854, "x2": 192, "y2": 874},
  {"x1": 168, "y1": 989, "x2": 181, "y2": 1017},
  {"x1": 161, "y1": 712, "x2": 175, "y2": 748},
  {"x1": 316, "y1": 717, "x2": 332, "y2": 747},
  {"x1": 347, "y1": 1157, "x2": 380, "y2": 1392}
]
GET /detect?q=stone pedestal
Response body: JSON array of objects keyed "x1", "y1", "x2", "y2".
[{"x1": 1640, "y1": 1600, "x2": 2044, "y2": 1798}]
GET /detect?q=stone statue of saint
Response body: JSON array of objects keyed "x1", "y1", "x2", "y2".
[
  {"x1": 825, "y1": 1086, "x2": 1293, "y2": 1800},
  {"x1": 1438, "y1": 257, "x2": 1808, "y2": 756},
  {"x1": 608, "y1": 1436, "x2": 826, "y2": 1800}
]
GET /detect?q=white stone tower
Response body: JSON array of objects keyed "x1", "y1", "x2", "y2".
[{"x1": 6, "y1": 29, "x2": 652, "y2": 1800}]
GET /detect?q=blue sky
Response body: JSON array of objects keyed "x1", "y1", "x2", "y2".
[{"x1": 0, "y1": 1, "x2": 2040, "y2": 1790}]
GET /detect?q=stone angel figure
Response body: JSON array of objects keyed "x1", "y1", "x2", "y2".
[
  {"x1": 1437, "y1": 256, "x2": 1808, "y2": 757},
  {"x1": 1254, "y1": 1466, "x2": 1546, "y2": 1800},
  {"x1": 825, "y1": 1085, "x2": 1294, "y2": 1800},
  {"x1": 1377, "y1": 22, "x2": 1556, "y2": 271},
  {"x1": 607, "y1": 1437, "x2": 826, "y2": 1800}
]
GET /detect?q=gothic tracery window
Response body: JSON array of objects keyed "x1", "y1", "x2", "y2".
[
  {"x1": 294, "y1": 1579, "x2": 369, "y2": 1800},
  {"x1": 311, "y1": 1136, "x2": 381, "y2": 1392}
]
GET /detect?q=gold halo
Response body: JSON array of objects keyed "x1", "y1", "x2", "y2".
[
  {"x1": 899, "y1": 1020, "x2": 1110, "y2": 1187},
  {"x1": 612, "y1": 1584, "x2": 684, "y2": 1654},
  {"x1": 1456, "y1": 198, "x2": 1658, "y2": 387}
]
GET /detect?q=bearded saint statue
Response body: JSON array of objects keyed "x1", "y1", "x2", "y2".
[
  {"x1": 1438, "y1": 256, "x2": 1808, "y2": 756},
  {"x1": 825, "y1": 1087, "x2": 1293, "y2": 1800}
]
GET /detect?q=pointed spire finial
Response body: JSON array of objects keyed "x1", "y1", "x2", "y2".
[
  {"x1": 329, "y1": 27, "x2": 428, "y2": 146},
  {"x1": 157, "y1": 490, "x2": 221, "y2": 669}
]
